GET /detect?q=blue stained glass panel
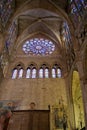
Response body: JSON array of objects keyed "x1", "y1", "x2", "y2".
[
  {"x1": 62, "y1": 22, "x2": 72, "y2": 49},
  {"x1": 22, "y1": 38, "x2": 55, "y2": 56},
  {"x1": 68, "y1": 0, "x2": 87, "y2": 27}
]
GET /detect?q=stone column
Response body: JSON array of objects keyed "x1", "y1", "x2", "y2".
[{"x1": 65, "y1": 75, "x2": 76, "y2": 130}]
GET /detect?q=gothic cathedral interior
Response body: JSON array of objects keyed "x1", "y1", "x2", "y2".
[{"x1": 0, "y1": 0, "x2": 87, "y2": 130}]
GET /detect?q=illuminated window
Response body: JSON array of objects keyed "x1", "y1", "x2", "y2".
[
  {"x1": 18, "y1": 68, "x2": 23, "y2": 78},
  {"x1": 52, "y1": 68, "x2": 56, "y2": 78},
  {"x1": 45, "y1": 68, "x2": 49, "y2": 78},
  {"x1": 32, "y1": 68, "x2": 37, "y2": 78},
  {"x1": 39, "y1": 68, "x2": 44, "y2": 78},
  {"x1": 57, "y1": 68, "x2": 62, "y2": 78},
  {"x1": 12, "y1": 63, "x2": 62, "y2": 79},
  {"x1": 22, "y1": 38, "x2": 55, "y2": 56},
  {"x1": 52, "y1": 64, "x2": 62, "y2": 78},
  {"x1": 26, "y1": 64, "x2": 36, "y2": 79},
  {"x1": 26, "y1": 68, "x2": 31, "y2": 78},
  {"x1": 12, "y1": 68, "x2": 17, "y2": 79},
  {"x1": 39, "y1": 64, "x2": 49, "y2": 78},
  {"x1": 62, "y1": 22, "x2": 71, "y2": 41},
  {"x1": 62, "y1": 22, "x2": 72, "y2": 49}
]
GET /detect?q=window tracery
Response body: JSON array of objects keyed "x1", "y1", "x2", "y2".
[
  {"x1": 26, "y1": 64, "x2": 37, "y2": 79},
  {"x1": 52, "y1": 64, "x2": 62, "y2": 78},
  {"x1": 11, "y1": 64, "x2": 24, "y2": 79},
  {"x1": 39, "y1": 64, "x2": 49, "y2": 78},
  {"x1": 22, "y1": 38, "x2": 55, "y2": 56},
  {"x1": 12, "y1": 63, "x2": 62, "y2": 79}
]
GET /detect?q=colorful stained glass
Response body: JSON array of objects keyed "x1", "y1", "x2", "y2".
[
  {"x1": 0, "y1": 0, "x2": 15, "y2": 26},
  {"x1": 22, "y1": 38, "x2": 55, "y2": 55},
  {"x1": 70, "y1": 2, "x2": 78, "y2": 14},
  {"x1": 76, "y1": 0, "x2": 87, "y2": 9},
  {"x1": 6, "y1": 20, "x2": 17, "y2": 50},
  {"x1": 68, "y1": 0, "x2": 87, "y2": 27},
  {"x1": 62, "y1": 22, "x2": 72, "y2": 49},
  {"x1": 81, "y1": 0, "x2": 87, "y2": 8},
  {"x1": 74, "y1": 0, "x2": 84, "y2": 16}
]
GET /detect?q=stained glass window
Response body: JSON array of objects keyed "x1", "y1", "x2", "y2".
[
  {"x1": 45, "y1": 68, "x2": 49, "y2": 78},
  {"x1": 12, "y1": 64, "x2": 62, "y2": 79},
  {"x1": 39, "y1": 64, "x2": 49, "y2": 78},
  {"x1": 62, "y1": 22, "x2": 72, "y2": 49},
  {"x1": 52, "y1": 68, "x2": 56, "y2": 78},
  {"x1": 57, "y1": 68, "x2": 62, "y2": 78},
  {"x1": 18, "y1": 68, "x2": 23, "y2": 78},
  {"x1": 68, "y1": 0, "x2": 87, "y2": 27},
  {"x1": 12, "y1": 68, "x2": 17, "y2": 79},
  {"x1": 39, "y1": 68, "x2": 44, "y2": 78},
  {"x1": 52, "y1": 64, "x2": 62, "y2": 78},
  {"x1": 22, "y1": 38, "x2": 55, "y2": 56},
  {"x1": 26, "y1": 64, "x2": 36, "y2": 78},
  {"x1": 26, "y1": 68, "x2": 31, "y2": 78},
  {"x1": 0, "y1": 0, "x2": 15, "y2": 26},
  {"x1": 32, "y1": 68, "x2": 37, "y2": 78}
]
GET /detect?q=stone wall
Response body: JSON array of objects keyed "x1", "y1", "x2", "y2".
[{"x1": 0, "y1": 78, "x2": 67, "y2": 110}]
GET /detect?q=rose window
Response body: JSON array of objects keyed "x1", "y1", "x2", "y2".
[{"x1": 22, "y1": 38, "x2": 55, "y2": 55}]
